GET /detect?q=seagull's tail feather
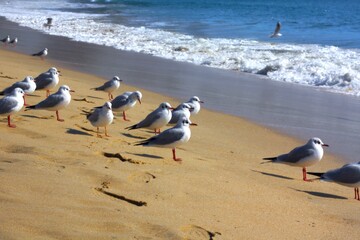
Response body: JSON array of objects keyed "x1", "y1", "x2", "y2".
[
  {"x1": 263, "y1": 157, "x2": 277, "y2": 161},
  {"x1": 0, "y1": 91, "x2": 4, "y2": 95},
  {"x1": 307, "y1": 172, "x2": 324, "y2": 178},
  {"x1": 134, "y1": 139, "x2": 151, "y2": 146},
  {"x1": 125, "y1": 124, "x2": 138, "y2": 130},
  {"x1": 25, "y1": 105, "x2": 36, "y2": 110}
]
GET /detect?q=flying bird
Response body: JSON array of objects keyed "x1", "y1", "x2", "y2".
[
  {"x1": 308, "y1": 162, "x2": 360, "y2": 201},
  {"x1": 32, "y1": 48, "x2": 48, "y2": 60},
  {"x1": 111, "y1": 91, "x2": 142, "y2": 121},
  {"x1": 263, "y1": 137, "x2": 329, "y2": 181},
  {"x1": 0, "y1": 88, "x2": 25, "y2": 128},
  {"x1": 270, "y1": 21, "x2": 282, "y2": 38},
  {"x1": 0, "y1": 76, "x2": 36, "y2": 106},
  {"x1": 135, "y1": 117, "x2": 196, "y2": 161},
  {"x1": 87, "y1": 101, "x2": 114, "y2": 137},
  {"x1": 26, "y1": 85, "x2": 73, "y2": 122},
  {"x1": 126, "y1": 102, "x2": 173, "y2": 134},
  {"x1": 91, "y1": 76, "x2": 122, "y2": 100}
]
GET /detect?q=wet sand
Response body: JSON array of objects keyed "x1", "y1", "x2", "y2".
[
  {"x1": 0, "y1": 18, "x2": 360, "y2": 239},
  {"x1": 1, "y1": 17, "x2": 360, "y2": 163}
]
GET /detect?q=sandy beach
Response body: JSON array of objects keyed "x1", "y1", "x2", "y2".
[{"x1": 1, "y1": 42, "x2": 360, "y2": 240}]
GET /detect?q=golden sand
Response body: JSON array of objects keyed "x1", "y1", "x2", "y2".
[{"x1": 0, "y1": 49, "x2": 359, "y2": 239}]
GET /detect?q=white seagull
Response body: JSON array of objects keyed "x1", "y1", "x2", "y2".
[
  {"x1": 34, "y1": 67, "x2": 60, "y2": 97},
  {"x1": 270, "y1": 21, "x2": 282, "y2": 38},
  {"x1": 126, "y1": 102, "x2": 173, "y2": 134},
  {"x1": 263, "y1": 137, "x2": 329, "y2": 181},
  {"x1": 0, "y1": 88, "x2": 24, "y2": 128},
  {"x1": 0, "y1": 76, "x2": 36, "y2": 106},
  {"x1": 9, "y1": 37, "x2": 17, "y2": 47},
  {"x1": 111, "y1": 91, "x2": 142, "y2": 121},
  {"x1": 308, "y1": 162, "x2": 360, "y2": 201},
  {"x1": 135, "y1": 117, "x2": 196, "y2": 161},
  {"x1": 86, "y1": 101, "x2": 114, "y2": 137},
  {"x1": 91, "y1": 76, "x2": 122, "y2": 100},
  {"x1": 185, "y1": 96, "x2": 204, "y2": 115},
  {"x1": 1, "y1": 35, "x2": 10, "y2": 46},
  {"x1": 32, "y1": 48, "x2": 48, "y2": 60},
  {"x1": 26, "y1": 85, "x2": 73, "y2": 122},
  {"x1": 169, "y1": 103, "x2": 192, "y2": 125}
]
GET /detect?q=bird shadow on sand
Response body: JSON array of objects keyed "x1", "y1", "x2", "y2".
[
  {"x1": 121, "y1": 133, "x2": 146, "y2": 140},
  {"x1": 127, "y1": 152, "x2": 163, "y2": 159},
  {"x1": 291, "y1": 188, "x2": 347, "y2": 200},
  {"x1": 251, "y1": 169, "x2": 294, "y2": 180},
  {"x1": 21, "y1": 114, "x2": 53, "y2": 120},
  {"x1": 66, "y1": 128, "x2": 92, "y2": 136}
]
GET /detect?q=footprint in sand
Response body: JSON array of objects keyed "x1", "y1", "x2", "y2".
[
  {"x1": 128, "y1": 172, "x2": 156, "y2": 183},
  {"x1": 181, "y1": 225, "x2": 221, "y2": 240},
  {"x1": 5, "y1": 145, "x2": 36, "y2": 154}
]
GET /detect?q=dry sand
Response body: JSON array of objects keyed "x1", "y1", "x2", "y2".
[{"x1": 0, "y1": 49, "x2": 359, "y2": 239}]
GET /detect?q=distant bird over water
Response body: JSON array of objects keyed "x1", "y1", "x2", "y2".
[
  {"x1": 91, "y1": 76, "x2": 122, "y2": 100},
  {"x1": 269, "y1": 21, "x2": 282, "y2": 38},
  {"x1": 32, "y1": 48, "x2": 48, "y2": 60},
  {"x1": 43, "y1": 17, "x2": 53, "y2": 29},
  {"x1": 263, "y1": 137, "x2": 329, "y2": 181}
]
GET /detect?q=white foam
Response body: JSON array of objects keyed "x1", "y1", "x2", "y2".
[{"x1": 1, "y1": 1, "x2": 360, "y2": 96}]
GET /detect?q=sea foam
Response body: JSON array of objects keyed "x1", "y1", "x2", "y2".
[{"x1": 1, "y1": 1, "x2": 360, "y2": 96}]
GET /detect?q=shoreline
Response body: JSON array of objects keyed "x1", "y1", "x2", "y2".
[{"x1": 1, "y1": 23, "x2": 360, "y2": 239}]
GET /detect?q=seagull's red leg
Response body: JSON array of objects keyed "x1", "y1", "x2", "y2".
[
  {"x1": 105, "y1": 126, "x2": 110, "y2": 137},
  {"x1": 302, "y1": 167, "x2": 312, "y2": 182},
  {"x1": 123, "y1": 111, "x2": 130, "y2": 121},
  {"x1": 7, "y1": 115, "x2": 16, "y2": 128},
  {"x1": 355, "y1": 188, "x2": 360, "y2": 200},
  {"x1": 56, "y1": 111, "x2": 64, "y2": 122},
  {"x1": 172, "y1": 148, "x2": 182, "y2": 162},
  {"x1": 46, "y1": 90, "x2": 50, "y2": 97},
  {"x1": 23, "y1": 95, "x2": 28, "y2": 106}
]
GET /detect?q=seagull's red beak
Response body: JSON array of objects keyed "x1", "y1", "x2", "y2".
[{"x1": 322, "y1": 144, "x2": 329, "y2": 147}]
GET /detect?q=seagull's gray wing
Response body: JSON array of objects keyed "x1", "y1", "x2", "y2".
[
  {"x1": 324, "y1": 164, "x2": 360, "y2": 184},
  {"x1": 277, "y1": 145, "x2": 315, "y2": 164},
  {"x1": 87, "y1": 108, "x2": 100, "y2": 123},
  {"x1": 35, "y1": 74, "x2": 52, "y2": 90},
  {"x1": 95, "y1": 80, "x2": 113, "y2": 91},
  {"x1": 0, "y1": 97, "x2": 18, "y2": 114},
  {"x1": 136, "y1": 110, "x2": 163, "y2": 128},
  {"x1": 111, "y1": 94, "x2": 128, "y2": 109},
  {"x1": 169, "y1": 110, "x2": 183, "y2": 124},
  {"x1": 146, "y1": 127, "x2": 185, "y2": 146},
  {"x1": 35, "y1": 94, "x2": 64, "y2": 109}
]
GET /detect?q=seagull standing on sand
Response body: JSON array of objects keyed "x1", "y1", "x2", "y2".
[
  {"x1": 126, "y1": 102, "x2": 173, "y2": 134},
  {"x1": 0, "y1": 88, "x2": 24, "y2": 128},
  {"x1": 270, "y1": 21, "x2": 282, "y2": 38},
  {"x1": 308, "y1": 162, "x2": 360, "y2": 201},
  {"x1": 169, "y1": 103, "x2": 192, "y2": 125},
  {"x1": 135, "y1": 117, "x2": 196, "y2": 161},
  {"x1": 263, "y1": 137, "x2": 329, "y2": 181},
  {"x1": 0, "y1": 76, "x2": 36, "y2": 106},
  {"x1": 111, "y1": 91, "x2": 142, "y2": 121},
  {"x1": 34, "y1": 67, "x2": 60, "y2": 97},
  {"x1": 185, "y1": 96, "x2": 204, "y2": 115},
  {"x1": 43, "y1": 17, "x2": 53, "y2": 29},
  {"x1": 26, "y1": 85, "x2": 73, "y2": 122},
  {"x1": 1, "y1": 35, "x2": 10, "y2": 46},
  {"x1": 32, "y1": 48, "x2": 48, "y2": 60},
  {"x1": 9, "y1": 37, "x2": 17, "y2": 47},
  {"x1": 91, "y1": 76, "x2": 122, "y2": 100},
  {"x1": 87, "y1": 101, "x2": 114, "y2": 137}
]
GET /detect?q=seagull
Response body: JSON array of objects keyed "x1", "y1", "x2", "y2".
[
  {"x1": 32, "y1": 48, "x2": 48, "y2": 60},
  {"x1": 86, "y1": 101, "x2": 114, "y2": 137},
  {"x1": 34, "y1": 67, "x2": 60, "y2": 97},
  {"x1": 25, "y1": 85, "x2": 73, "y2": 122},
  {"x1": 43, "y1": 17, "x2": 53, "y2": 29},
  {"x1": 308, "y1": 162, "x2": 360, "y2": 201},
  {"x1": 1, "y1": 35, "x2": 10, "y2": 46},
  {"x1": 9, "y1": 37, "x2": 17, "y2": 47},
  {"x1": 270, "y1": 21, "x2": 282, "y2": 38},
  {"x1": 263, "y1": 137, "x2": 329, "y2": 181},
  {"x1": 0, "y1": 88, "x2": 24, "y2": 128},
  {"x1": 168, "y1": 103, "x2": 193, "y2": 125},
  {"x1": 135, "y1": 117, "x2": 196, "y2": 161},
  {"x1": 185, "y1": 96, "x2": 204, "y2": 115},
  {"x1": 0, "y1": 76, "x2": 36, "y2": 106},
  {"x1": 126, "y1": 102, "x2": 173, "y2": 134},
  {"x1": 111, "y1": 91, "x2": 142, "y2": 121},
  {"x1": 91, "y1": 76, "x2": 122, "y2": 100}
]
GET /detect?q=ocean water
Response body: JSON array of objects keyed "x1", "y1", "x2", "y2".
[{"x1": 1, "y1": 0, "x2": 360, "y2": 96}]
